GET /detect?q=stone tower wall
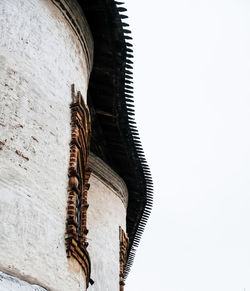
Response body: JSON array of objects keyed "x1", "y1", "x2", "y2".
[
  {"x1": 0, "y1": 1, "x2": 128, "y2": 291},
  {"x1": 0, "y1": 0, "x2": 92, "y2": 290},
  {"x1": 88, "y1": 154, "x2": 128, "y2": 291}
]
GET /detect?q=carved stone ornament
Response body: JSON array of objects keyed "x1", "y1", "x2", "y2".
[
  {"x1": 65, "y1": 84, "x2": 92, "y2": 285},
  {"x1": 119, "y1": 226, "x2": 129, "y2": 291}
]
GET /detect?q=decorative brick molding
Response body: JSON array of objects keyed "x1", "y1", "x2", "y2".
[
  {"x1": 65, "y1": 85, "x2": 92, "y2": 285},
  {"x1": 119, "y1": 226, "x2": 129, "y2": 291}
]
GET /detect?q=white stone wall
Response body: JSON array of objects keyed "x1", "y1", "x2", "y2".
[
  {"x1": 0, "y1": 0, "x2": 91, "y2": 290},
  {"x1": 87, "y1": 173, "x2": 127, "y2": 291},
  {"x1": 0, "y1": 272, "x2": 47, "y2": 291}
]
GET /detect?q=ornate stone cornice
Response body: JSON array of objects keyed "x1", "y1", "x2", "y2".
[
  {"x1": 89, "y1": 153, "x2": 128, "y2": 208},
  {"x1": 51, "y1": 0, "x2": 94, "y2": 73}
]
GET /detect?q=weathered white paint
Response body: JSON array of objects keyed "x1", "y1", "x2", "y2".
[
  {"x1": 0, "y1": 0, "x2": 92, "y2": 290},
  {"x1": 0, "y1": 272, "x2": 47, "y2": 291},
  {"x1": 89, "y1": 152, "x2": 129, "y2": 208},
  {"x1": 87, "y1": 169, "x2": 127, "y2": 291}
]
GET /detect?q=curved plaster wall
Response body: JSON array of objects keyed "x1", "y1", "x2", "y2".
[
  {"x1": 0, "y1": 272, "x2": 47, "y2": 291},
  {"x1": 0, "y1": 0, "x2": 92, "y2": 290},
  {"x1": 88, "y1": 154, "x2": 128, "y2": 291}
]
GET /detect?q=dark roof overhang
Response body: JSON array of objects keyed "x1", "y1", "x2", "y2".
[{"x1": 79, "y1": 0, "x2": 153, "y2": 277}]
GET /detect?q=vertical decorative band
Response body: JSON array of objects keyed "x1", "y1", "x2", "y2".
[
  {"x1": 119, "y1": 226, "x2": 129, "y2": 291},
  {"x1": 65, "y1": 84, "x2": 92, "y2": 285}
]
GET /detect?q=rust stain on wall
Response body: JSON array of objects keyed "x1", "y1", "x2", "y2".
[
  {"x1": 31, "y1": 136, "x2": 38, "y2": 143},
  {"x1": 15, "y1": 150, "x2": 29, "y2": 161}
]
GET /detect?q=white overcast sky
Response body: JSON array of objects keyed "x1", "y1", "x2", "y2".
[{"x1": 124, "y1": 1, "x2": 250, "y2": 291}]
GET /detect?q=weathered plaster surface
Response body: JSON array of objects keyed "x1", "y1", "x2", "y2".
[
  {"x1": 0, "y1": 0, "x2": 91, "y2": 290},
  {"x1": 0, "y1": 272, "x2": 47, "y2": 291},
  {"x1": 51, "y1": 0, "x2": 93, "y2": 70},
  {"x1": 87, "y1": 170, "x2": 127, "y2": 291},
  {"x1": 89, "y1": 152, "x2": 128, "y2": 207}
]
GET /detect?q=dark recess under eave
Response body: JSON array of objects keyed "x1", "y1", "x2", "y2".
[{"x1": 79, "y1": 0, "x2": 153, "y2": 278}]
